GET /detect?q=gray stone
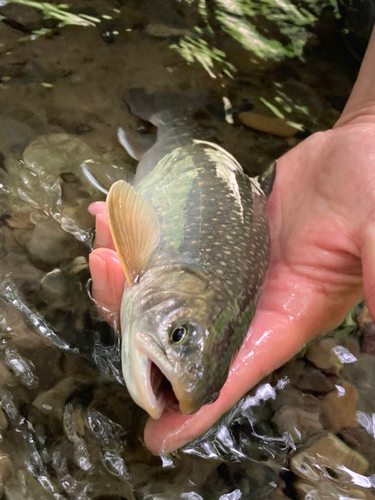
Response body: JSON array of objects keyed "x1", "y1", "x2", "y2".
[{"x1": 26, "y1": 218, "x2": 86, "y2": 268}]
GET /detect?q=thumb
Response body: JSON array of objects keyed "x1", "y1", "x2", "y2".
[{"x1": 361, "y1": 224, "x2": 375, "y2": 321}]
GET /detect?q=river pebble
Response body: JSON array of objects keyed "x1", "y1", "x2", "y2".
[
  {"x1": 306, "y1": 338, "x2": 343, "y2": 375},
  {"x1": 272, "y1": 405, "x2": 323, "y2": 442},
  {"x1": 238, "y1": 111, "x2": 299, "y2": 137},
  {"x1": 320, "y1": 381, "x2": 359, "y2": 432}
]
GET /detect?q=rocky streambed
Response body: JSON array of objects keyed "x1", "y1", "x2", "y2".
[{"x1": 0, "y1": 1, "x2": 374, "y2": 499}]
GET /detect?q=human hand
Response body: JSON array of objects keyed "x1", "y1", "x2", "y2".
[{"x1": 89, "y1": 30, "x2": 375, "y2": 455}]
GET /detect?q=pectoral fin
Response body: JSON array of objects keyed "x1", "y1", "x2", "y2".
[{"x1": 107, "y1": 180, "x2": 160, "y2": 284}]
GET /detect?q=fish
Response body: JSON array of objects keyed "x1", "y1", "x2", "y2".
[{"x1": 87, "y1": 89, "x2": 275, "y2": 419}]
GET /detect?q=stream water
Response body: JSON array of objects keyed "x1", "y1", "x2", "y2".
[{"x1": 0, "y1": 1, "x2": 374, "y2": 499}]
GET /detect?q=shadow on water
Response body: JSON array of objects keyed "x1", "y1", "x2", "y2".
[{"x1": 0, "y1": 0, "x2": 374, "y2": 499}]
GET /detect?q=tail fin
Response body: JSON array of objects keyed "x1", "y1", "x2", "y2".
[{"x1": 125, "y1": 88, "x2": 207, "y2": 126}]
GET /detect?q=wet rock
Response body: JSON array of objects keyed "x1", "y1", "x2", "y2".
[
  {"x1": 4, "y1": 211, "x2": 33, "y2": 231},
  {"x1": 0, "y1": 243, "x2": 44, "y2": 300},
  {"x1": 63, "y1": 401, "x2": 87, "y2": 442},
  {"x1": 294, "y1": 478, "x2": 375, "y2": 499},
  {"x1": 0, "y1": 362, "x2": 14, "y2": 391},
  {"x1": 269, "y1": 486, "x2": 291, "y2": 500},
  {"x1": 272, "y1": 405, "x2": 323, "y2": 441},
  {"x1": 0, "y1": 406, "x2": 8, "y2": 430},
  {"x1": 340, "y1": 426, "x2": 375, "y2": 466},
  {"x1": 0, "y1": 452, "x2": 13, "y2": 498},
  {"x1": 0, "y1": 116, "x2": 36, "y2": 156},
  {"x1": 238, "y1": 112, "x2": 299, "y2": 137},
  {"x1": 356, "y1": 303, "x2": 375, "y2": 355},
  {"x1": 2, "y1": 325, "x2": 64, "y2": 395},
  {"x1": 73, "y1": 470, "x2": 133, "y2": 500},
  {"x1": 26, "y1": 218, "x2": 86, "y2": 268},
  {"x1": 5, "y1": 469, "x2": 54, "y2": 500},
  {"x1": 343, "y1": 335, "x2": 361, "y2": 359},
  {"x1": 0, "y1": 3, "x2": 44, "y2": 32},
  {"x1": 45, "y1": 106, "x2": 98, "y2": 136},
  {"x1": 320, "y1": 381, "x2": 359, "y2": 432},
  {"x1": 32, "y1": 378, "x2": 83, "y2": 421},
  {"x1": 144, "y1": 23, "x2": 193, "y2": 38},
  {"x1": 4, "y1": 349, "x2": 39, "y2": 390},
  {"x1": 60, "y1": 354, "x2": 97, "y2": 383},
  {"x1": 270, "y1": 385, "x2": 305, "y2": 413},
  {"x1": 90, "y1": 383, "x2": 136, "y2": 431},
  {"x1": 22, "y1": 134, "x2": 95, "y2": 177},
  {"x1": 40, "y1": 268, "x2": 87, "y2": 312},
  {"x1": 306, "y1": 338, "x2": 342, "y2": 375},
  {"x1": 295, "y1": 367, "x2": 335, "y2": 394},
  {"x1": 291, "y1": 433, "x2": 369, "y2": 483},
  {"x1": 343, "y1": 354, "x2": 375, "y2": 414},
  {"x1": 274, "y1": 359, "x2": 309, "y2": 388}
]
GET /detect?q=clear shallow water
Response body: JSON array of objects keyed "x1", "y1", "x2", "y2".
[{"x1": 0, "y1": 1, "x2": 374, "y2": 499}]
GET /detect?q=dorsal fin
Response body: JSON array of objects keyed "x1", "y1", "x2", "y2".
[{"x1": 107, "y1": 180, "x2": 160, "y2": 284}]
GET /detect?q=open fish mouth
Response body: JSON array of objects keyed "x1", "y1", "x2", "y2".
[
  {"x1": 148, "y1": 359, "x2": 181, "y2": 415},
  {"x1": 132, "y1": 331, "x2": 182, "y2": 419}
]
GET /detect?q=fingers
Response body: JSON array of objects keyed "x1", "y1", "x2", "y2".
[
  {"x1": 88, "y1": 202, "x2": 116, "y2": 251},
  {"x1": 94, "y1": 210, "x2": 116, "y2": 251},
  {"x1": 88, "y1": 202, "x2": 123, "y2": 329},
  {"x1": 89, "y1": 248, "x2": 125, "y2": 330},
  {"x1": 88, "y1": 201, "x2": 107, "y2": 216}
]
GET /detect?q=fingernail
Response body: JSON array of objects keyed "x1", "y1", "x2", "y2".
[
  {"x1": 89, "y1": 253, "x2": 108, "y2": 292},
  {"x1": 88, "y1": 201, "x2": 107, "y2": 216}
]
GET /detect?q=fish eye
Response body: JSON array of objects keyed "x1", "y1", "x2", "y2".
[{"x1": 170, "y1": 325, "x2": 188, "y2": 344}]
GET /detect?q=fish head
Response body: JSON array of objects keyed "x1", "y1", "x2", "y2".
[{"x1": 120, "y1": 264, "x2": 235, "y2": 419}]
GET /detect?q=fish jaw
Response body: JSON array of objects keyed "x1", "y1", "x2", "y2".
[{"x1": 122, "y1": 330, "x2": 178, "y2": 419}]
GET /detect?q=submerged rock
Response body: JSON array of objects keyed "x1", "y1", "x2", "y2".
[
  {"x1": 343, "y1": 354, "x2": 375, "y2": 414},
  {"x1": 272, "y1": 405, "x2": 323, "y2": 442},
  {"x1": 5, "y1": 470, "x2": 54, "y2": 500},
  {"x1": 32, "y1": 377, "x2": 83, "y2": 421},
  {"x1": 294, "y1": 478, "x2": 375, "y2": 499},
  {"x1": 0, "y1": 116, "x2": 36, "y2": 156},
  {"x1": 291, "y1": 433, "x2": 369, "y2": 482},
  {"x1": 355, "y1": 302, "x2": 375, "y2": 356},
  {"x1": 22, "y1": 134, "x2": 94, "y2": 178},
  {"x1": 320, "y1": 381, "x2": 359, "y2": 432},
  {"x1": 306, "y1": 338, "x2": 342, "y2": 375},
  {"x1": 340, "y1": 426, "x2": 375, "y2": 466},
  {"x1": 26, "y1": 218, "x2": 86, "y2": 269},
  {"x1": 0, "y1": 406, "x2": 8, "y2": 430},
  {"x1": 0, "y1": 452, "x2": 13, "y2": 498},
  {"x1": 40, "y1": 264, "x2": 89, "y2": 313},
  {"x1": 238, "y1": 111, "x2": 299, "y2": 137},
  {"x1": 295, "y1": 367, "x2": 335, "y2": 394}
]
